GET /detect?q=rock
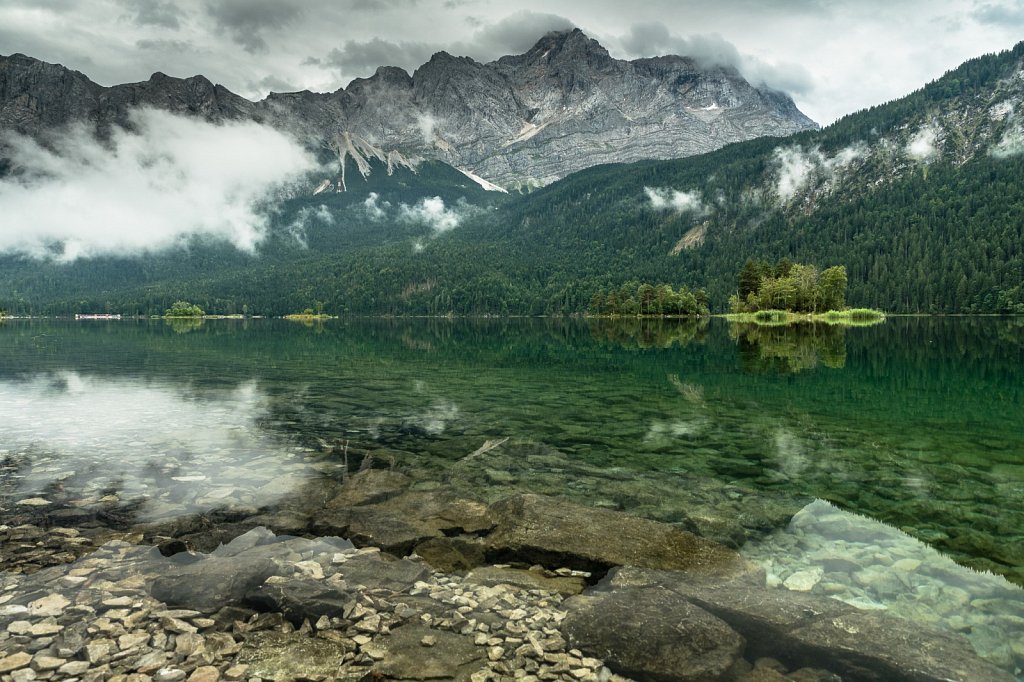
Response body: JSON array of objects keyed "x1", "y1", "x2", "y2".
[
  {"x1": 244, "y1": 578, "x2": 353, "y2": 627},
  {"x1": 235, "y1": 631, "x2": 351, "y2": 680},
  {"x1": 119, "y1": 632, "x2": 151, "y2": 650},
  {"x1": 154, "y1": 669, "x2": 186, "y2": 682},
  {"x1": 486, "y1": 493, "x2": 754, "y2": 576},
  {"x1": 326, "y1": 470, "x2": 412, "y2": 508},
  {"x1": 608, "y1": 567, "x2": 1015, "y2": 682},
  {"x1": 27, "y1": 594, "x2": 70, "y2": 617},
  {"x1": 57, "y1": 661, "x2": 91, "y2": 676},
  {"x1": 0, "y1": 653, "x2": 32, "y2": 674},
  {"x1": 371, "y1": 625, "x2": 487, "y2": 681},
  {"x1": 150, "y1": 556, "x2": 282, "y2": 613},
  {"x1": 16, "y1": 498, "x2": 50, "y2": 506},
  {"x1": 30, "y1": 656, "x2": 65, "y2": 671},
  {"x1": 187, "y1": 666, "x2": 220, "y2": 682},
  {"x1": 10, "y1": 669, "x2": 36, "y2": 682},
  {"x1": 562, "y1": 586, "x2": 744, "y2": 682},
  {"x1": 783, "y1": 568, "x2": 823, "y2": 592},
  {"x1": 414, "y1": 538, "x2": 487, "y2": 573},
  {"x1": 28, "y1": 622, "x2": 63, "y2": 636},
  {"x1": 465, "y1": 566, "x2": 585, "y2": 596},
  {"x1": 334, "y1": 553, "x2": 430, "y2": 592}
]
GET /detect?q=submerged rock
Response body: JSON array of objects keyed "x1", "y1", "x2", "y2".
[
  {"x1": 371, "y1": 625, "x2": 487, "y2": 681},
  {"x1": 607, "y1": 567, "x2": 1015, "y2": 682},
  {"x1": 235, "y1": 631, "x2": 354, "y2": 680},
  {"x1": 486, "y1": 493, "x2": 755, "y2": 577},
  {"x1": 562, "y1": 586, "x2": 745, "y2": 681}
]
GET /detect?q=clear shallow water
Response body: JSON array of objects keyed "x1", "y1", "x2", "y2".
[
  {"x1": 1, "y1": 316, "x2": 1022, "y2": 673},
  {"x1": 1, "y1": 317, "x2": 1022, "y2": 575}
]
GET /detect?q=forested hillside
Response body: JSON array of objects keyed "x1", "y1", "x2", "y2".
[{"x1": 2, "y1": 42, "x2": 1023, "y2": 316}]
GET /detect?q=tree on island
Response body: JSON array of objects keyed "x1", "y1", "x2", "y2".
[
  {"x1": 730, "y1": 259, "x2": 847, "y2": 313},
  {"x1": 165, "y1": 301, "x2": 205, "y2": 317},
  {"x1": 589, "y1": 282, "x2": 708, "y2": 316}
]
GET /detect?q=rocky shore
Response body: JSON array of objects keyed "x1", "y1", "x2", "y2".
[{"x1": 1, "y1": 470, "x2": 1019, "y2": 682}]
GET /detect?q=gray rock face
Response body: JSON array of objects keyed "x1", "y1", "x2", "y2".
[{"x1": 0, "y1": 29, "x2": 816, "y2": 188}]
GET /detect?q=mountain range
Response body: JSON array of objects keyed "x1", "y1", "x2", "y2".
[
  {"x1": 0, "y1": 36, "x2": 1022, "y2": 316},
  {"x1": 0, "y1": 29, "x2": 815, "y2": 191}
]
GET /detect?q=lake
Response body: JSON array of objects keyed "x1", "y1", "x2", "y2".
[{"x1": 1, "y1": 316, "x2": 1022, "y2": 676}]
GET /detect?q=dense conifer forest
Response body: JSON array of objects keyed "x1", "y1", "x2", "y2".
[{"x1": 2, "y1": 43, "x2": 1023, "y2": 316}]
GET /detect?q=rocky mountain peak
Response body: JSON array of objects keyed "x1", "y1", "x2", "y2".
[{"x1": 1, "y1": 35, "x2": 819, "y2": 189}]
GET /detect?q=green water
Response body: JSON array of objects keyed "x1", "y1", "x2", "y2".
[{"x1": 1, "y1": 316, "x2": 1022, "y2": 585}]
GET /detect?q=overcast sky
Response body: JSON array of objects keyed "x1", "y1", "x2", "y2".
[{"x1": 1, "y1": 0, "x2": 1021, "y2": 124}]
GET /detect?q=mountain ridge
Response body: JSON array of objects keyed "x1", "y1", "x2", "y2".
[{"x1": 0, "y1": 29, "x2": 816, "y2": 189}]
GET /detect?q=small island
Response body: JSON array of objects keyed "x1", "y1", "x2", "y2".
[
  {"x1": 163, "y1": 301, "x2": 205, "y2": 318},
  {"x1": 283, "y1": 304, "x2": 334, "y2": 321},
  {"x1": 725, "y1": 259, "x2": 885, "y2": 325}
]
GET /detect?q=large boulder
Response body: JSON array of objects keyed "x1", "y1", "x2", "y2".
[
  {"x1": 370, "y1": 625, "x2": 487, "y2": 681},
  {"x1": 608, "y1": 567, "x2": 1015, "y2": 682},
  {"x1": 562, "y1": 586, "x2": 745, "y2": 681},
  {"x1": 486, "y1": 493, "x2": 755, "y2": 577}
]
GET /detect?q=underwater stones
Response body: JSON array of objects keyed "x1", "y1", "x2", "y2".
[
  {"x1": 326, "y1": 469, "x2": 413, "y2": 508},
  {"x1": 234, "y1": 630, "x2": 351, "y2": 679},
  {"x1": 149, "y1": 555, "x2": 282, "y2": 613},
  {"x1": 562, "y1": 586, "x2": 744, "y2": 682},
  {"x1": 783, "y1": 568, "x2": 823, "y2": 592},
  {"x1": 486, "y1": 493, "x2": 754, "y2": 577}
]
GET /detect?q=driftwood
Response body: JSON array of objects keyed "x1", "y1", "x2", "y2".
[{"x1": 458, "y1": 437, "x2": 509, "y2": 464}]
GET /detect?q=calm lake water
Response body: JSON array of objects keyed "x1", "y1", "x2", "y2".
[{"x1": 1, "y1": 316, "x2": 1023, "y2": 671}]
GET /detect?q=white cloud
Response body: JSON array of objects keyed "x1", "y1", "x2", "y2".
[
  {"x1": 286, "y1": 204, "x2": 333, "y2": 247},
  {"x1": 772, "y1": 143, "x2": 866, "y2": 202},
  {"x1": 992, "y1": 117, "x2": 1024, "y2": 158},
  {"x1": 0, "y1": 108, "x2": 317, "y2": 260},
  {"x1": 399, "y1": 196, "x2": 462, "y2": 232},
  {"x1": 363, "y1": 191, "x2": 391, "y2": 219},
  {"x1": 906, "y1": 124, "x2": 940, "y2": 163},
  {"x1": 644, "y1": 187, "x2": 707, "y2": 214}
]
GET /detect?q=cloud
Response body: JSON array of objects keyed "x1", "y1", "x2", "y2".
[
  {"x1": 204, "y1": 0, "x2": 303, "y2": 54},
  {"x1": 415, "y1": 112, "x2": 440, "y2": 144},
  {"x1": 323, "y1": 38, "x2": 433, "y2": 77},
  {"x1": 619, "y1": 21, "x2": 814, "y2": 96},
  {"x1": 906, "y1": 124, "x2": 940, "y2": 162},
  {"x1": 471, "y1": 11, "x2": 576, "y2": 55},
  {"x1": 0, "y1": 108, "x2": 317, "y2": 261},
  {"x1": 313, "y1": 10, "x2": 574, "y2": 80},
  {"x1": 363, "y1": 191, "x2": 391, "y2": 219},
  {"x1": 135, "y1": 38, "x2": 194, "y2": 52},
  {"x1": 972, "y1": 1, "x2": 1024, "y2": 27},
  {"x1": 286, "y1": 204, "x2": 333, "y2": 247},
  {"x1": 118, "y1": 0, "x2": 185, "y2": 29},
  {"x1": 773, "y1": 143, "x2": 867, "y2": 202},
  {"x1": 250, "y1": 74, "x2": 301, "y2": 94},
  {"x1": 399, "y1": 196, "x2": 462, "y2": 232},
  {"x1": 644, "y1": 187, "x2": 707, "y2": 214},
  {"x1": 992, "y1": 113, "x2": 1024, "y2": 158}
]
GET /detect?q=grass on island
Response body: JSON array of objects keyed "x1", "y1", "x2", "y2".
[
  {"x1": 283, "y1": 313, "x2": 334, "y2": 321},
  {"x1": 722, "y1": 308, "x2": 886, "y2": 327}
]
